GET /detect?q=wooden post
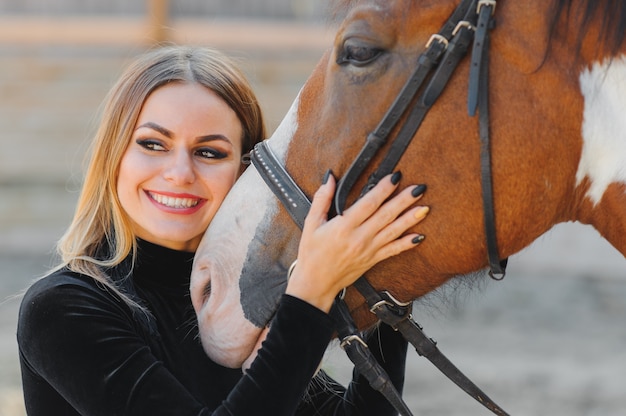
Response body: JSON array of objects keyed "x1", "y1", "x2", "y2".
[{"x1": 147, "y1": 0, "x2": 169, "y2": 44}]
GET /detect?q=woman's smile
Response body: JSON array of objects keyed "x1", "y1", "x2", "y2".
[{"x1": 146, "y1": 190, "x2": 206, "y2": 212}]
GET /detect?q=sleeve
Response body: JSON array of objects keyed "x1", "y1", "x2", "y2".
[
  {"x1": 295, "y1": 322, "x2": 408, "y2": 416},
  {"x1": 17, "y1": 276, "x2": 335, "y2": 416},
  {"x1": 18, "y1": 275, "x2": 210, "y2": 416},
  {"x1": 217, "y1": 295, "x2": 335, "y2": 415}
]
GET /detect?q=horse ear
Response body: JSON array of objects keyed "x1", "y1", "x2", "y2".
[{"x1": 493, "y1": 2, "x2": 554, "y2": 73}]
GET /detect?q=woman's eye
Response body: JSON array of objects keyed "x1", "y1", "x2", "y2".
[
  {"x1": 136, "y1": 139, "x2": 166, "y2": 151},
  {"x1": 197, "y1": 148, "x2": 228, "y2": 160},
  {"x1": 337, "y1": 41, "x2": 382, "y2": 66}
]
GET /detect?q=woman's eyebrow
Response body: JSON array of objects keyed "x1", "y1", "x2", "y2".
[
  {"x1": 135, "y1": 121, "x2": 172, "y2": 138},
  {"x1": 136, "y1": 122, "x2": 232, "y2": 144},
  {"x1": 197, "y1": 134, "x2": 231, "y2": 144}
]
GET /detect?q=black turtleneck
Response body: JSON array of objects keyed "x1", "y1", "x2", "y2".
[{"x1": 17, "y1": 239, "x2": 406, "y2": 415}]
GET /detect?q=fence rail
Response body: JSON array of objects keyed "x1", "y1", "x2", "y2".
[{"x1": 0, "y1": 0, "x2": 326, "y2": 20}]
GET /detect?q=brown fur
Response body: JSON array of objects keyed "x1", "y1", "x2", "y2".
[{"x1": 282, "y1": 0, "x2": 626, "y2": 326}]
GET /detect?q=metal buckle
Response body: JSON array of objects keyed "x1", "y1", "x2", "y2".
[
  {"x1": 425, "y1": 33, "x2": 449, "y2": 49},
  {"x1": 452, "y1": 20, "x2": 475, "y2": 37},
  {"x1": 477, "y1": 0, "x2": 497, "y2": 14},
  {"x1": 369, "y1": 291, "x2": 412, "y2": 315},
  {"x1": 340, "y1": 334, "x2": 368, "y2": 349},
  {"x1": 381, "y1": 290, "x2": 412, "y2": 308},
  {"x1": 370, "y1": 299, "x2": 394, "y2": 314}
]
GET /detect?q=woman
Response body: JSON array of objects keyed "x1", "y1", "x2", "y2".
[{"x1": 17, "y1": 46, "x2": 429, "y2": 415}]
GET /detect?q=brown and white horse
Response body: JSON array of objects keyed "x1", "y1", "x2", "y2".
[{"x1": 190, "y1": 0, "x2": 626, "y2": 371}]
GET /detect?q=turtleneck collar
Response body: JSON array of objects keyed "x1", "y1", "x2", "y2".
[{"x1": 132, "y1": 238, "x2": 196, "y2": 294}]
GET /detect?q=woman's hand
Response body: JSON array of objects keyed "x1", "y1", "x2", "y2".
[{"x1": 285, "y1": 171, "x2": 429, "y2": 313}]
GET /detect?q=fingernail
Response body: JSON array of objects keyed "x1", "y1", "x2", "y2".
[
  {"x1": 390, "y1": 171, "x2": 402, "y2": 185},
  {"x1": 412, "y1": 234, "x2": 426, "y2": 244},
  {"x1": 411, "y1": 184, "x2": 427, "y2": 198},
  {"x1": 414, "y1": 206, "x2": 430, "y2": 220},
  {"x1": 322, "y1": 169, "x2": 333, "y2": 184}
]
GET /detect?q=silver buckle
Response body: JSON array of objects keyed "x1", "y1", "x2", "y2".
[
  {"x1": 370, "y1": 299, "x2": 394, "y2": 314},
  {"x1": 425, "y1": 34, "x2": 449, "y2": 49},
  {"x1": 477, "y1": 0, "x2": 497, "y2": 14},
  {"x1": 369, "y1": 290, "x2": 412, "y2": 314},
  {"x1": 452, "y1": 20, "x2": 475, "y2": 37},
  {"x1": 340, "y1": 334, "x2": 368, "y2": 349}
]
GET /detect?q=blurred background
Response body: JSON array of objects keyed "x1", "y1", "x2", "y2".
[{"x1": 0, "y1": 1, "x2": 624, "y2": 415}]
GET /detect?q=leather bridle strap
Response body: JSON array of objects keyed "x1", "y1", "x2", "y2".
[
  {"x1": 250, "y1": 141, "x2": 510, "y2": 415},
  {"x1": 352, "y1": 277, "x2": 510, "y2": 415},
  {"x1": 468, "y1": 0, "x2": 508, "y2": 278},
  {"x1": 331, "y1": 298, "x2": 413, "y2": 415},
  {"x1": 334, "y1": 0, "x2": 478, "y2": 211},
  {"x1": 250, "y1": 141, "x2": 311, "y2": 230},
  {"x1": 333, "y1": 40, "x2": 446, "y2": 209},
  {"x1": 250, "y1": 0, "x2": 510, "y2": 413},
  {"x1": 251, "y1": 142, "x2": 414, "y2": 416},
  {"x1": 335, "y1": 0, "x2": 507, "y2": 279},
  {"x1": 356, "y1": 6, "x2": 478, "y2": 200}
]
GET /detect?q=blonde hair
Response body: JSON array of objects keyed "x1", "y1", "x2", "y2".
[{"x1": 56, "y1": 46, "x2": 266, "y2": 306}]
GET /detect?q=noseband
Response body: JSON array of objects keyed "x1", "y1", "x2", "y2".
[{"x1": 251, "y1": 0, "x2": 509, "y2": 414}]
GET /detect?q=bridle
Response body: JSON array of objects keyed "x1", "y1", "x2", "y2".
[{"x1": 251, "y1": 0, "x2": 510, "y2": 414}]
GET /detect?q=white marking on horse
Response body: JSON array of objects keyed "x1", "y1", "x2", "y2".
[
  {"x1": 191, "y1": 94, "x2": 302, "y2": 367},
  {"x1": 190, "y1": 162, "x2": 275, "y2": 366},
  {"x1": 577, "y1": 54, "x2": 626, "y2": 205},
  {"x1": 204, "y1": 92, "x2": 300, "y2": 292},
  {"x1": 267, "y1": 92, "x2": 300, "y2": 158}
]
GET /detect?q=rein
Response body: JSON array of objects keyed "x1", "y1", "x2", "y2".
[{"x1": 251, "y1": 0, "x2": 509, "y2": 414}]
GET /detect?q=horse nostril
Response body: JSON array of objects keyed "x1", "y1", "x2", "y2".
[{"x1": 203, "y1": 282, "x2": 212, "y2": 300}]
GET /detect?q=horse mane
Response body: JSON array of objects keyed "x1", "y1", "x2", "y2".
[{"x1": 550, "y1": 0, "x2": 626, "y2": 55}]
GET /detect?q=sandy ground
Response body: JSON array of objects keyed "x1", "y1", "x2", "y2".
[{"x1": 1, "y1": 16, "x2": 625, "y2": 416}]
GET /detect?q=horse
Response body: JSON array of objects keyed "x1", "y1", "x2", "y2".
[{"x1": 190, "y1": 0, "x2": 626, "y2": 389}]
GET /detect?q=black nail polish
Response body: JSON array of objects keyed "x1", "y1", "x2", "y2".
[
  {"x1": 411, "y1": 184, "x2": 427, "y2": 198},
  {"x1": 390, "y1": 171, "x2": 402, "y2": 185},
  {"x1": 412, "y1": 235, "x2": 425, "y2": 244},
  {"x1": 322, "y1": 169, "x2": 333, "y2": 184}
]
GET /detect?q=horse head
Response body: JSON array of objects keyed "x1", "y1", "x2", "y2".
[{"x1": 191, "y1": 0, "x2": 626, "y2": 369}]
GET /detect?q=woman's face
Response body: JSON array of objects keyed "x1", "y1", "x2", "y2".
[{"x1": 117, "y1": 82, "x2": 243, "y2": 251}]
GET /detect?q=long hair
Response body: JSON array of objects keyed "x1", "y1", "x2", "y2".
[{"x1": 56, "y1": 46, "x2": 266, "y2": 307}]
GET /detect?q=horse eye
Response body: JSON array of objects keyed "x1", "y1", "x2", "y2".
[{"x1": 337, "y1": 40, "x2": 382, "y2": 67}]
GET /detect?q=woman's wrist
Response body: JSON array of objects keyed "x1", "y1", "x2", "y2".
[
  {"x1": 284, "y1": 264, "x2": 337, "y2": 313},
  {"x1": 285, "y1": 279, "x2": 336, "y2": 313}
]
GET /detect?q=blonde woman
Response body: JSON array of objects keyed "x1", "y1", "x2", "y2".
[{"x1": 17, "y1": 46, "x2": 429, "y2": 415}]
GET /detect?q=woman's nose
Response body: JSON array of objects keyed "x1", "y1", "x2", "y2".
[{"x1": 164, "y1": 151, "x2": 196, "y2": 184}]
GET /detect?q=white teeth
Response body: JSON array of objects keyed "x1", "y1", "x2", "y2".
[{"x1": 149, "y1": 192, "x2": 200, "y2": 208}]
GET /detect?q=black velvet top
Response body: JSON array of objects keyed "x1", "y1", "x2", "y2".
[{"x1": 17, "y1": 239, "x2": 406, "y2": 415}]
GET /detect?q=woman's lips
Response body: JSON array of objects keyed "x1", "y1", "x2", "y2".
[{"x1": 146, "y1": 190, "x2": 207, "y2": 213}]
